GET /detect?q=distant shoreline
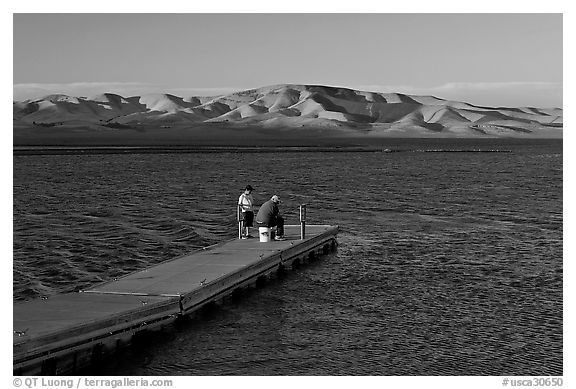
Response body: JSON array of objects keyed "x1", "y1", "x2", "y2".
[
  {"x1": 12, "y1": 145, "x2": 386, "y2": 156},
  {"x1": 12, "y1": 144, "x2": 534, "y2": 156}
]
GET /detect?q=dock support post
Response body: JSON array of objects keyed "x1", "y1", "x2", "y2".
[
  {"x1": 237, "y1": 205, "x2": 243, "y2": 239},
  {"x1": 299, "y1": 204, "x2": 306, "y2": 240}
]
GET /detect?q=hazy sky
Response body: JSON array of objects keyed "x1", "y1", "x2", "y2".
[{"x1": 13, "y1": 13, "x2": 563, "y2": 107}]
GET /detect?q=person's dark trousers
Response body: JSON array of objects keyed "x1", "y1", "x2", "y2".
[{"x1": 272, "y1": 216, "x2": 284, "y2": 236}]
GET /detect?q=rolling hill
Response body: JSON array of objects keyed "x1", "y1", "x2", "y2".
[{"x1": 13, "y1": 84, "x2": 562, "y2": 145}]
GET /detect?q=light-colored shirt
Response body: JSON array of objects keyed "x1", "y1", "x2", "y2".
[{"x1": 238, "y1": 193, "x2": 253, "y2": 212}]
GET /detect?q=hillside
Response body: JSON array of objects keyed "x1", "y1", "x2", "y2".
[{"x1": 13, "y1": 84, "x2": 563, "y2": 145}]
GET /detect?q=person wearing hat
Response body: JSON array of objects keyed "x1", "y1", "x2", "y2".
[
  {"x1": 238, "y1": 185, "x2": 255, "y2": 239},
  {"x1": 256, "y1": 194, "x2": 285, "y2": 241}
]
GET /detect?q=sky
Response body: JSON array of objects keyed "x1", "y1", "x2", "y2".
[{"x1": 13, "y1": 13, "x2": 563, "y2": 108}]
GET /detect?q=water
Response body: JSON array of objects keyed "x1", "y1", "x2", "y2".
[{"x1": 13, "y1": 139, "x2": 563, "y2": 375}]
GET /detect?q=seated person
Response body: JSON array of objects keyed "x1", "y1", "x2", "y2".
[{"x1": 256, "y1": 195, "x2": 285, "y2": 240}]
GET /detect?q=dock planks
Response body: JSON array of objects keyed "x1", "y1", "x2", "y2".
[{"x1": 14, "y1": 224, "x2": 338, "y2": 375}]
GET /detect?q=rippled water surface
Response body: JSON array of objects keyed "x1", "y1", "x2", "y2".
[{"x1": 13, "y1": 139, "x2": 562, "y2": 375}]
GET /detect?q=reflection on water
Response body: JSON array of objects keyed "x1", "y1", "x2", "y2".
[{"x1": 13, "y1": 139, "x2": 562, "y2": 375}]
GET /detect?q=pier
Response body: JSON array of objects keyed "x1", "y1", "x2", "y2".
[{"x1": 13, "y1": 224, "x2": 339, "y2": 375}]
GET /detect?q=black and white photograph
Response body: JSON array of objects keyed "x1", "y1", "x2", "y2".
[{"x1": 8, "y1": 3, "x2": 568, "y2": 386}]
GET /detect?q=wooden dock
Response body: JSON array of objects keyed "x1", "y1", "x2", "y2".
[{"x1": 13, "y1": 224, "x2": 339, "y2": 375}]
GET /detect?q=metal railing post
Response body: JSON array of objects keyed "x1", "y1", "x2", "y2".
[
  {"x1": 237, "y1": 205, "x2": 243, "y2": 239},
  {"x1": 299, "y1": 204, "x2": 306, "y2": 239}
]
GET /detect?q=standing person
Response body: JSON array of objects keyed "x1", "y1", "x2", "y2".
[
  {"x1": 238, "y1": 185, "x2": 254, "y2": 239},
  {"x1": 256, "y1": 194, "x2": 285, "y2": 241}
]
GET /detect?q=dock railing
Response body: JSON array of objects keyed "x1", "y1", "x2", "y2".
[
  {"x1": 299, "y1": 204, "x2": 306, "y2": 239},
  {"x1": 237, "y1": 205, "x2": 243, "y2": 239}
]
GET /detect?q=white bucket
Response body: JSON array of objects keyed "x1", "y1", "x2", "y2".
[{"x1": 259, "y1": 227, "x2": 271, "y2": 242}]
